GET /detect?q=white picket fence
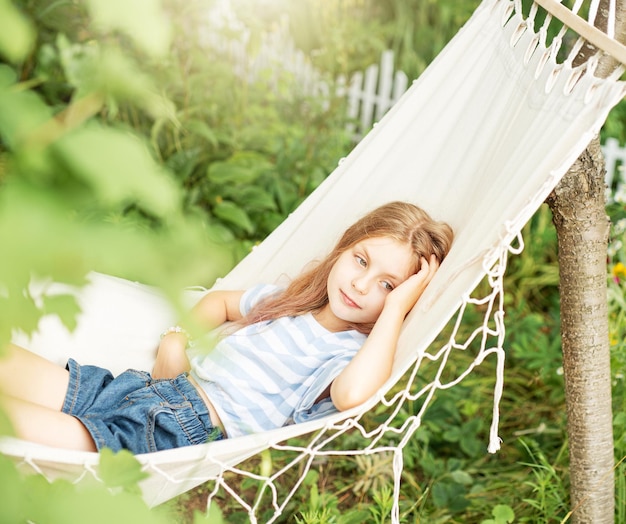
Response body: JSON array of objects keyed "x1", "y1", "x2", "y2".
[
  {"x1": 201, "y1": 3, "x2": 408, "y2": 141},
  {"x1": 337, "y1": 50, "x2": 409, "y2": 141},
  {"x1": 199, "y1": 9, "x2": 327, "y2": 98}
]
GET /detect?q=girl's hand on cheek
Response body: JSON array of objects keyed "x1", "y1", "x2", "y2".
[{"x1": 386, "y1": 254, "x2": 440, "y2": 315}]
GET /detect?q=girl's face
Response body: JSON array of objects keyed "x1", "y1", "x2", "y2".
[{"x1": 316, "y1": 237, "x2": 414, "y2": 332}]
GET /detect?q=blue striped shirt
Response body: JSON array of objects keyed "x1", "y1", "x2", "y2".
[{"x1": 189, "y1": 284, "x2": 367, "y2": 438}]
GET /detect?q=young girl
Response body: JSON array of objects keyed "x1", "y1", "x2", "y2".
[{"x1": 0, "y1": 201, "x2": 453, "y2": 455}]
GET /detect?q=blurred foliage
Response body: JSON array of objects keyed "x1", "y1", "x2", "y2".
[
  {"x1": 0, "y1": 0, "x2": 352, "y2": 519},
  {"x1": 0, "y1": 0, "x2": 353, "y2": 343},
  {"x1": 0, "y1": 0, "x2": 239, "y2": 344}
]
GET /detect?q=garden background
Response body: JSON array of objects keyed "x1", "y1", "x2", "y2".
[{"x1": 0, "y1": 0, "x2": 625, "y2": 522}]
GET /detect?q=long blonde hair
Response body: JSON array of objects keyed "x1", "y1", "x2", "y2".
[{"x1": 242, "y1": 201, "x2": 454, "y2": 334}]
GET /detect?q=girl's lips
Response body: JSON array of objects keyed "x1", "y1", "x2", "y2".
[{"x1": 340, "y1": 290, "x2": 360, "y2": 309}]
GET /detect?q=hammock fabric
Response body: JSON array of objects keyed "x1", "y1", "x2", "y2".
[{"x1": 3, "y1": 0, "x2": 626, "y2": 519}]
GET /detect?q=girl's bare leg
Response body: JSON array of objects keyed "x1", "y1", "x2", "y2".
[
  {"x1": 0, "y1": 344, "x2": 94, "y2": 450},
  {"x1": 0, "y1": 343, "x2": 69, "y2": 410},
  {"x1": 1, "y1": 395, "x2": 96, "y2": 451}
]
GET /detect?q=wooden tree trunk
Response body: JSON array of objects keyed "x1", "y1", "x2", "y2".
[
  {"x1": 545, "y1": 2, "x2": 626, "y2": 521},
  {"x1": 547, "y1": 139, "x2": 614, "y2": 523}
]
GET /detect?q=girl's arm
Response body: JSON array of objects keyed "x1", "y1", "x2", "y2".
[
  {"x1": 151, "y1": 289, "x2": 244, "y2": 379},
  {"x1": 330, "y1": 255, "x2": 439, "y2": 411}
]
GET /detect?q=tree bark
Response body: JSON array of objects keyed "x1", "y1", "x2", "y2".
[
  {"x1": 545, "y1": 2, "x2": 626, "y2": 522},
  {"x1": 547, "y1": 139, "x2": 614, "y2": 523}
]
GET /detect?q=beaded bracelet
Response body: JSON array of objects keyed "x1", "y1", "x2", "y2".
[{"x1": 160, "y1": 326, "x2": 195, "y2": 348}]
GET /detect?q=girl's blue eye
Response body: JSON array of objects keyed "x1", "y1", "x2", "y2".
[
  {"x1": 355, "y1": 255, "x2": 367, "y2": 267},
  {"x1": 382, "y1": 281, "x2": 393, "y2": 291}
]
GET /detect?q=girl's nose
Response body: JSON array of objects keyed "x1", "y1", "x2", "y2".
[{"x1": 352, "y1": 277, "x2": 367, "y2": 294}]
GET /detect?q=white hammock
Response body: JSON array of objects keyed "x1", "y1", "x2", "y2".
[{"x1": 3, "y1": 0, "x2": 626, "y2": 520}]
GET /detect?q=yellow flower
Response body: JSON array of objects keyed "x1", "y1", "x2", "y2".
[{"x1": 613, "y1": 262, "x2": 626, "y2": 279}]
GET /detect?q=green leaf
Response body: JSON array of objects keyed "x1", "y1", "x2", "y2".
[
  {"x1": 431, "y1": 480, "x2": 469, "y2": 512},
  {"x1": 272, "y1": 177, "x2": 298, "y2": 213},
  {"x1": 0, "y1": 406, "x2": 15, "y2": 438},
  {"x1": 22, "y1": 473, "x2": 169, "y2": 524},
  {"x1": 449, "y1": 470, "x2": 473, "y2": 485},
  {"x1": 42, "y1": 293, "x2": 82, "y2": 333},
  {"x1": 431, "y1": 481, "x2": 449, "y2": 508},
  {"x1": 207, "y1": 152, "x2": 272, "y2": 185},
  {"x1": 86, "y1": 0, "x2": 171, "y2": 57},
  {"x1": 213, "y1": 201, "x2": 255, "y2": 234},
  {"x1": 418, "y1": 453, "x2": 446, "y2": 478},
  {"x1": 56, "y1": 34, "x2": 98, "y2": 92},
  {"x1": 98, "y1": 448, "x2": 149, "y2": 492},
  {"x1": 259, "y1": 448, "x2": 272, "y2": 477},
  {"x1": 259, "y1": 211, "x2": 285, "y2": 235},
  {"x1": 492, "y1": 504, "x2": 515, "y2": 523},
  {"x1": 52, "y1": 125, "x2": 181, "y2": 216},
  {"x1": 0, "y1": 63, "x2": 16, "y2": 87},
  {"x1": 0, "y1": 66, "x2": 52, "y2": 149},
  {"x1": 237, "y1": 186, "x2": 277, "y2": 212},
  {"x1": 442, "y1": 425, "x2": 461, "y2": 443},
  {"x1": 186, "y1": 120, "x2": 219, "y2": 148},
  {"x1": 166, "y1": 148, "x2": 202, "y2": 180},
  {"x1": 207, "y1": 161, "x2": 256, "y2": 185},
  {"x1": 0, "y1": 455, "x2": 27, "y2": 522},
  {"x1": 614, "y1": 412, "x2": 626, "y2": 427},
  {"x1": 0, "y1": 0, "x2": 35, "y2": 63},
  {"x1": 193, "y1": 503, "x2": 226, "y2": 524},
  {"x1": 0, "y1": 292, "x2": 42, "y2": 345},
  {"x1": 57, "y1": 38, "x2": 175, "y2": 120}
]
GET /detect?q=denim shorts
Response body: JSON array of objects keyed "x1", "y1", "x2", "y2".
[{"x1": 62, "y1": 359, "x2": 224, "y2": 454}]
